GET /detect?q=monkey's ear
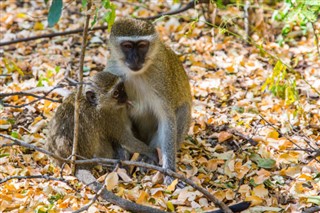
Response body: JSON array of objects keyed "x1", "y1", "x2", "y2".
[{"x1": 86, "y1": 91, "x2": 97, "y2": 105}]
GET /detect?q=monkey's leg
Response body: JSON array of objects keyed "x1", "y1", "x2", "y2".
[
  {"x1": 176, "y1": 103, "x2": 191, "y2": 144},
  {"x1": 150, "y1": 118, "x2": 178, "y2": 185}
]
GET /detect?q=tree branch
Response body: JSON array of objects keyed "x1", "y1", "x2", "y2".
[
  {"x1": 0, "y1": 133, "x2": 238, "y2": 213},
  {"x1": 0, "y1": 175, "x2": 77, "y2": 191},
  {"x1": 0, "y1": 84, "x2": 63, "y2": 108},
  {"x1": 0, "y1": 26, "x2": 108, "y2": 47},
  {"x1": 71, "y1": 2, "x2": 91, "y2": 175},
  {"x1": 139, "y1": 0, "x2": 210, "y2": 20}
]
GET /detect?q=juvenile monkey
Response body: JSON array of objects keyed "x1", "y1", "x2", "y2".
[
  {"x1": 106, "y1": 18, "x2": 192, "y2": 184},
  {"x1": 46, "y1": 71, "x2": 157, "y2": 168}
]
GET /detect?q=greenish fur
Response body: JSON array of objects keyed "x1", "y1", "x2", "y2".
[
  {"x1": 106, "y1": 18, "x2": 192, "y2": 184},
  {"x1": 46, "y1": 72, "x2": 157, "y2": 169}
]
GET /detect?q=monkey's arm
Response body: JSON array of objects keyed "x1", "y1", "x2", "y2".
[{"x1": 120, "y1": 131, "x2": 158, "y2": 163}]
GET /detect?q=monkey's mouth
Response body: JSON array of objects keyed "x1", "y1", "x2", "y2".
[{"x1": 128, "y1": 65, "x2": 142, "y2": 72}]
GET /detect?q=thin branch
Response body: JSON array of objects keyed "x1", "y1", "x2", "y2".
[
  {"x1": 302, "y1": 206, "x2": 320, "y2": 213},
  {"x1": 227, "y1": 128, "x2": 258, "y2": 146},
  {"x1": 71, "y1": 1, "x2": 91, "y2": 175},
  {"x1": 243, "y1": 0, "x2": 250, "y2": 44},
  {"x1": 0, "y1": 133, "x2": 68, "y2": 163},
  {"x1": 138, "y1": 0, "x2": 210, "y2": 20},
  {"x1": 76, "y1": 158, "x2": 233, "y2": 213},
  {"x1": 72, "y1": 175, "x2": 108, "y2": 213},
  {"x1": 0, "y1": 91, "x2": 62, "y2": 103},
  {"x1": 258, "y1": 115, "x2": 320, "y2": 163},
  {"x1": 0, "y1": 26, "x2": 108, "y2": 47},
  {"x1": 0, "y1": 175, "x2": 77, "y2": 191},
  {"x1": 311, "y1": 23, "x2": 320, "y2": 59},
  {"x1": 0, "y1": 85, "x2": 63, "y2": 108},
  {"x1": 0, "y1": 133, "x2": 234, "y2": 213}
]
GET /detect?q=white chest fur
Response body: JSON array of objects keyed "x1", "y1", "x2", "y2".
[{"x1": 126, "y1": 75, "x2": 165, "y2": 121}]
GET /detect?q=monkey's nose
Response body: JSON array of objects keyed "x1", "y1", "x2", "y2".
[{"x1": 129, "y1": 64, "x2": 142, "y2": 71}]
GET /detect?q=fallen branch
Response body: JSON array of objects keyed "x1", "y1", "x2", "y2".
[
  {"x1": 0, "y1": 175, "x2": 77, "y2": 191},
  {"x1": 227, "y1": 128, "x2": 258, "y2": 146},
  {"x1": 139, "y1": 0, "x2": 210, "y2": 20},
  {"x1": 76, "y1": 158, "x2": 233, "y2": 213},
  {"x1": 0, "y1": 133, "x2": 67, "y2": 163},
  {"x1": 72, "y1": 175, "x2": 108, "y2": 213},
  {"x1": 0, "y1": 84, "x2": 63, "y2": 108},
  {"x1": 0, "y1": 133, "x2": 237, "y2": 213},
  {"x1": 302, "y1": 206, "x2": 320, "y2": 213},
  {"x1": 0, "y1": 91, "x2": 62, "y2": 103},
  {"x1": 259, "y1": 114, "x2": 320, "y2": 163},
  {"x1": 0, "y1": 26, "x2": 108, "y2": 47}
]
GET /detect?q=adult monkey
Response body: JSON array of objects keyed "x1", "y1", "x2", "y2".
[{"x1": 106, "y1": 18, "x2": 192, "y2": 184}]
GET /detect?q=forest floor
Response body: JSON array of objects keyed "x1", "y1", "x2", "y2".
[{"x1": 0, "y1": 1, "x2": 320, "y2": 213}]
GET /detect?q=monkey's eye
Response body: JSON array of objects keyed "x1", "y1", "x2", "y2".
[
  {"x1": 138, "y1": 41, "x2": 149, "y2": 49},
  {"x1": 121, "y1": 42, "x2": 133, "y2": 49},
  {"x1": 113, "y1": 90, "x2": 119, "y2": 98}
]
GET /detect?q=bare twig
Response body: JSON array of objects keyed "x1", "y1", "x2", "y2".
[
  {"x1": 0, "y1": 85, "x2": 63, "y2": 108},
  {"x1": 0, "y1": 133, "x2": 234, "y2": 213},
  {"x1": 302, "y1": 206, "x2": 320, "y2": 213},
  {"x1": 0, "y1": 91, "x2": 62, "y2": 103},
  {"x1": 0, "y1": 26, "x2": 108, "y2": 47},
  {"x1": 76, "y1": 158, "x2": 232, "y2": 213},
  {"x1": 312, "y1": 23, "x2": 320, "y2": 59},
  {"x1": 72, "y1": 175, "x2": 108, "y2": 213},
  {"x1": 0, "y1": 175, "x2": 77, "y2": 191},
  {"x1": 138, "y1": 0, "x2": 210, "y2": 20},
  {"x1": 243, "y1": 0, "x2": 250, "y2": 44},
  {"x1": 71, "y1": 2, "x2": 91, "y2": 175},
  {"x1": 227, "y1": 128, "x2": 258, "y2": 146},
  {"x1": 258, "y1": 115, "x2": 320, "y2": 163},
  {"x1": 0, "y1": 133, "x2": 67, "y2": 163}
]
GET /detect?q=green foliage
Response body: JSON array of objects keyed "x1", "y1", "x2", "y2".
[
  {"x1": 48, "y1": 194, "x2": 64, "y2": 204},
  {"x1": 48, "y1": 0, "x2": 62, "y2": 27},
  {"x1": 37, "y1": 75, "x2": 50, "y2": 87},
  {"x1": 103, "y1": 0, "x2": 116, "y2": 31},
  {"x1": 262, "y1": 60, "x2": 298, "y2": 106},
  {"x1": 10, "y1": 131, "x2": 20, "y2": 139},
  {"x1": 250, "y1": 153, "x2": 276, "y2": 169},
  {"x1": 273, "y1": 0, "x2": 320, "y2": 41}
]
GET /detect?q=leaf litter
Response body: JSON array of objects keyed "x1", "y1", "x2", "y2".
[{"x1": 0, "y1": 1, "x2": 320, "y2": 212}]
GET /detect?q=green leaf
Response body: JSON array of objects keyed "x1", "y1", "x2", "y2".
[
  {"x1": 91, "y1": 8, "x2": 99, "y2": 27},
  {"x1": 0, "y1": 153, "x2": 10, "y2": 158},
  {"x1": 299, "y1": 0, "x2": 320, "y2": 6},
  {"x1": 48, "y1": 0, "x2": 63, "y2": 27},
  {"x1": 55, "y1": 66, "x2": 60, "y2": 73},
  {"x1": 44, "y1": 0, "x2": 49, "y2": 4},
  {"x1": 166, "y1": 201, "x2": 175, "y2": 212},
  {"x1": 104, "y1": 3, "x2": 116, "y2": 32},
  {"x1": 82, "y1": 0, "x2": 87, "y2": 8},
  {"x1": 250, "y1": 153, "x2": 276, "y2": 169},
  {"x1": 306, "y1": 196, "x2": 320, "y2": 205},
  {"x1": 256, "y1": 158, "x2": 276, "y2": 169},
  {"x1": 48, "y1": 194, "x2": 63, "y2": 204},
  {"x1": 301, "y1": 9, "x2": 317, "y2": 22},
  {"x1": 10, "y1": 131, "x2": 20, "y2": 139}
]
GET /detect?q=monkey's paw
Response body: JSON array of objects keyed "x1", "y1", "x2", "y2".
[
  {"x1": 164, "y1": 176, "x2": 186, "y2": 188},
  {"x1": 137, "y1": 154, "x2": 158, "y2": 173}
]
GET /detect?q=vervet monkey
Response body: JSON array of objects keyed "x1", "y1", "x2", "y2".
[
  {"x1": 106, "y1": 18, "x2": 192, "y2": 184},
  {"x1": 46, "y1": 71, "x2": 157, "y2": 168}
]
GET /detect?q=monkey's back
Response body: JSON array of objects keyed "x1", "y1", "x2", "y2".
[{"x1": 45, "y1": 93, "x2": 115, "y2": 167}]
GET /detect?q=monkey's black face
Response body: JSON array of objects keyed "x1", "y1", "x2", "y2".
[
  {"x1": 120, "y1": 40, "x2": 149, "y2": 71},
  {"x1": 113, "y1": 82, "x2": 127, "y2": 104}
]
